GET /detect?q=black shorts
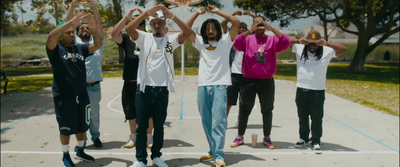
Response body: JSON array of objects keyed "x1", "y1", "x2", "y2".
[
  {"x1": 227, "y1": 73, "x2": 243, "y2": 105},
  {"x1": 122, "y1": 81, "x2": 137, "y2": 120},
  {"x1": 54, "y1": 94, "x2": 90, "y2": 136}
]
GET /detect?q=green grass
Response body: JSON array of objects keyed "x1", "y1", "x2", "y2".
[
  {"x1": 2, "y1": 76, "x2": 53, "y2": 92},
  {"x1": 274, "y1": 63, "x2": 399, "y2": 116}
]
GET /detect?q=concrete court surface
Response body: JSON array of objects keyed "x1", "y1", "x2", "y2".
[{"x1": 1, "y1": 76, "x2": 399, "y2": 167}]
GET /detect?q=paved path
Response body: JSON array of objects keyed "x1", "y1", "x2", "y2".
[{"x1": 1, "y1": 76, "x2": 399, "y2": 167}]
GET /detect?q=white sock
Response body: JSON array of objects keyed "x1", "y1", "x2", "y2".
[
  {"x1": 77, "y1": 140, "x2": 84, "y2": 148},
  {"x1": 62, "y1": 144, "x2": 69, "y2": 153}
]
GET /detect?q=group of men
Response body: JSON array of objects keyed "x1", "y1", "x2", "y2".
[{"x1": 46, "y1": 1, "x2": 347, "y2": 167}]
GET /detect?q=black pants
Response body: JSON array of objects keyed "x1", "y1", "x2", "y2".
[
  {"x1": 238, "y1": 77, "x2": 275, "y2": 137},
  {"x1": 295, "y1": 87, "x2": 325, "y2": 145},
  {"x1": 135, "y1": 86, "x2": 169, "y2": 164}
]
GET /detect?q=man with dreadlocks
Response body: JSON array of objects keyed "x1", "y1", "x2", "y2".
[
  {"x1": 186, "y1": 5, "x2": 240, "y2": 167},
  {"x1": 290, "y1": 30, "x2": 347, "y2": 154}
]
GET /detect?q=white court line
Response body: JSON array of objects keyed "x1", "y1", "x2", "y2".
[
  {"x1": 1, "y1": 150, "x2": 398, "y2": 155},
  {"x1": 107, "y1": 94, "x2": 123, "y2": 114}
]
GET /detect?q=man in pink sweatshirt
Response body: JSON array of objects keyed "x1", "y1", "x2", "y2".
[{"x1": 230, "y1": 16, "x2": 290, "y2": 149}]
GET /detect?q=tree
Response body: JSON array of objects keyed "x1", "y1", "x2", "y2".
[
  {"x1": 1, "y1": 0, "x2": 22, "y2": 35},
  {"x1": 234, "y1": 0, "x2": 399, "y2": 72},
  {"x1": 30, "y1": 0, "x2": 72, "y2": 25},
  {"x1": 337, "y1": 0, "x2": 399, "y2": 71},
  {"x1": 133, "y1": 0, "x2": 223, "y2": 10}
]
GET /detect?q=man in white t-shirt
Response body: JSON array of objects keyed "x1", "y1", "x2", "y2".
[
  {"x1": 125, "y1": 5, "x2": 192, "y2": 167},
  {"x1": 186, "y1": 5, "x2": 240, "y2": 167},
  {"x1": 290, "y1": 30, "x2": 347, "y2": 154}
]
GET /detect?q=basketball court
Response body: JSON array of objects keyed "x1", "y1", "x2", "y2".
[{"x1": 1, "y1": 76, "x2": 399, "y2": 166}]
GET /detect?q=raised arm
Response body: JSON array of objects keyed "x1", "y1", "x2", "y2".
[
  {"x1": 159, "y1": 5, "x2": 191, "y2": 44},
  {"x1": 221, "y1": 10, "x2": 242, "y2": 34},
  {"x1": 88, "y1": 0, "x2": 104, "y2": 39},
  {"x1": 111, "y1": 8, "x2": 139, "y2": 44},
  {"x1": 263, "y1": 21, "x2": 283, "y2": 38},
  {"x1": 65, "y1": 0, "x2": 80, "y2": 22},
  {"x1": 208, "y1": 5, "x2": 240, "y2": 41},
  {"x1": 47, "y1": 11, "x2": 86, "y2": 50},
  {"x1": 87, "y1": 14, "x2": 102, "y2": 54},
  {"x1": 243, "y1": 10, "x2": 256, "y2": 19},
  {"x1": 66, "y1": 0, "x2": 103, "y2": 39},
  {"x1": 126, "y1": 6, "x2": 159, "y2": 40},
  {"x1": 315, "y1": 39, "x2": 348, "y2": 56},
  {"x1": 186, "y1": 7, "x2": 206, "y2": 42}
]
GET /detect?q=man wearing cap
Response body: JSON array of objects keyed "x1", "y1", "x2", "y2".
[
  {"x1": 46, "y1": 11, "x2": 102, "y2": 167},
  {"x1": 125, "y1": 5, "x2": 192, "y2": 167},
  {"x1": 290, "y1": 30, "x2": 347, "y2": 154},
  {"x1": 65, "y1": 0, "x2": 104, "y2": 148},
  {"x1": 110, "y1": 8, "x2": 154, "y2": 149}
]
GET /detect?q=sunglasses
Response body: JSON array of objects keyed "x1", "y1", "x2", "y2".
[
  {"x1": 80, "y1": 27, "x2": 90, "y2": 30},
  {"x1": 308, "y1": 43, "x2": 318, "y2": 47}
]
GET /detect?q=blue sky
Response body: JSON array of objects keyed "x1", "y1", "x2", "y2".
[{"x1": 18, "y1": 0, "x2": 319, "y2": 33}]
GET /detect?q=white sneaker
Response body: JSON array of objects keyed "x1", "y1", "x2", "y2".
[
  {"x1": 152, "y1": 157, "x2": 168, "y2": 167},
  {"x1": 147, "y1": 134, "x2": 153, "y2": 148},
  {"x1": 125, "y1": 133, "x2": 136, "y2": 148},
  {"x1": 129, "y1": 161, "x2": 146, "y2": 167},
  {"x1": 312, "y1": 143, "x2": 322, "y2": 154}
]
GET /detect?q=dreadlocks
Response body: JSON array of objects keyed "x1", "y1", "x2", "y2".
[{"x1": 300, "y1": 45, "x2": 323, "y2": 63}]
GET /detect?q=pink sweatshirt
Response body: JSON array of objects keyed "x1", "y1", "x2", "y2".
[{"x1": 233, "y1": 33, "x2": 290, "y2": 79}]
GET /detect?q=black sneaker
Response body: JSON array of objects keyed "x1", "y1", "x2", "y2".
[
  {"x1": 75, "y1": 147, "x2": 95, "y2": 162},
  {"x1": 93, "y1": 138, "x2": 103, "y2": 148},
  {"x1": 61, "y1": 152, "x2": 75, "y2": 167},
  {"x1": 294, "y1": 139, "x2": 307, "y2": 148}
]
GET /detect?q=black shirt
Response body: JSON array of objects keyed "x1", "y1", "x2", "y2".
[
  {"x1": 118, "y1": 33, "x2": 139, "y2": 81},
  {"x1": 46, "y1": 43, "x2": 90, "y2": 97}
]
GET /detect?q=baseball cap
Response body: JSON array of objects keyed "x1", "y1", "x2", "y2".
[
  {"x1": 56, "y1": 21, "x2": 65, "y2": 27},
  {"x1": 149, "y1": 10, "x2": 166, "y2": 22}
]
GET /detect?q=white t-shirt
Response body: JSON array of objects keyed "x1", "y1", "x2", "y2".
[
  {"x1": 133, "y1": 30, "x2": 181, "y2": 92},
  {"x1": 193, "y1": 33, "x2": 233, "y2": 86},
  {"x1": 231, "y1": 50, "x2": 243, "y2": 74},
  {"x1": 145, "y1": 37, "x2": 168, "y2": 86},
  {"x1": 292, "y1": 44, "x2": 336, "y2": 90}
]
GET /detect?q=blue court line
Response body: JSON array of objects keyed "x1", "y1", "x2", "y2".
[
  {"x1": 180, "y1": 89, "x2": 184, "y2": 120},
  {"x1": 325, "y1": 114, "x2": 399, "y2": 153},
  {"x1": 1, "y1": 105, "x2": 54, "y2": 131}
]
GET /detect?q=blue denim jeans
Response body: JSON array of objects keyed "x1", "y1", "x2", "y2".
[
  {"x1": 85, "y1": 83, "x2": 101, "y2": 141},
  {"x1": 197, "y1": 85, "x2": 227, "y2": 161},
  {"x1": 135, "y1": 86, "x2": 169, "y2": 164}
]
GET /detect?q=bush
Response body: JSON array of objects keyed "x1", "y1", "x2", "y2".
[{"x1": 2, "y1": 24, "x2": 30, "y2": 36}]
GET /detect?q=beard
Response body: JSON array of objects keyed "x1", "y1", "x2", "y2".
[
  {"x1": 208, "y1": 35, "x2": 216, "y2": 41},
  {"x1": 79, "y1": 33, "x2": 91, "y2": 40}
]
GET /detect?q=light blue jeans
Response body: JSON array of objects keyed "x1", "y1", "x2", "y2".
[
  {"x1": 197, "y1": 85, "x2": 227, "y2": 161},
  {"x1": 86, "y1": 83, "x2": 101, "y2": 141}
]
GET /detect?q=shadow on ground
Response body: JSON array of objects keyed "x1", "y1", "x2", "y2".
[
  {"x1": 1, "y1": 87, "x2": 54, "y2": 128},
  {"x1": 75, "y1": 157, "x2": 133, "y2": 167}
]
